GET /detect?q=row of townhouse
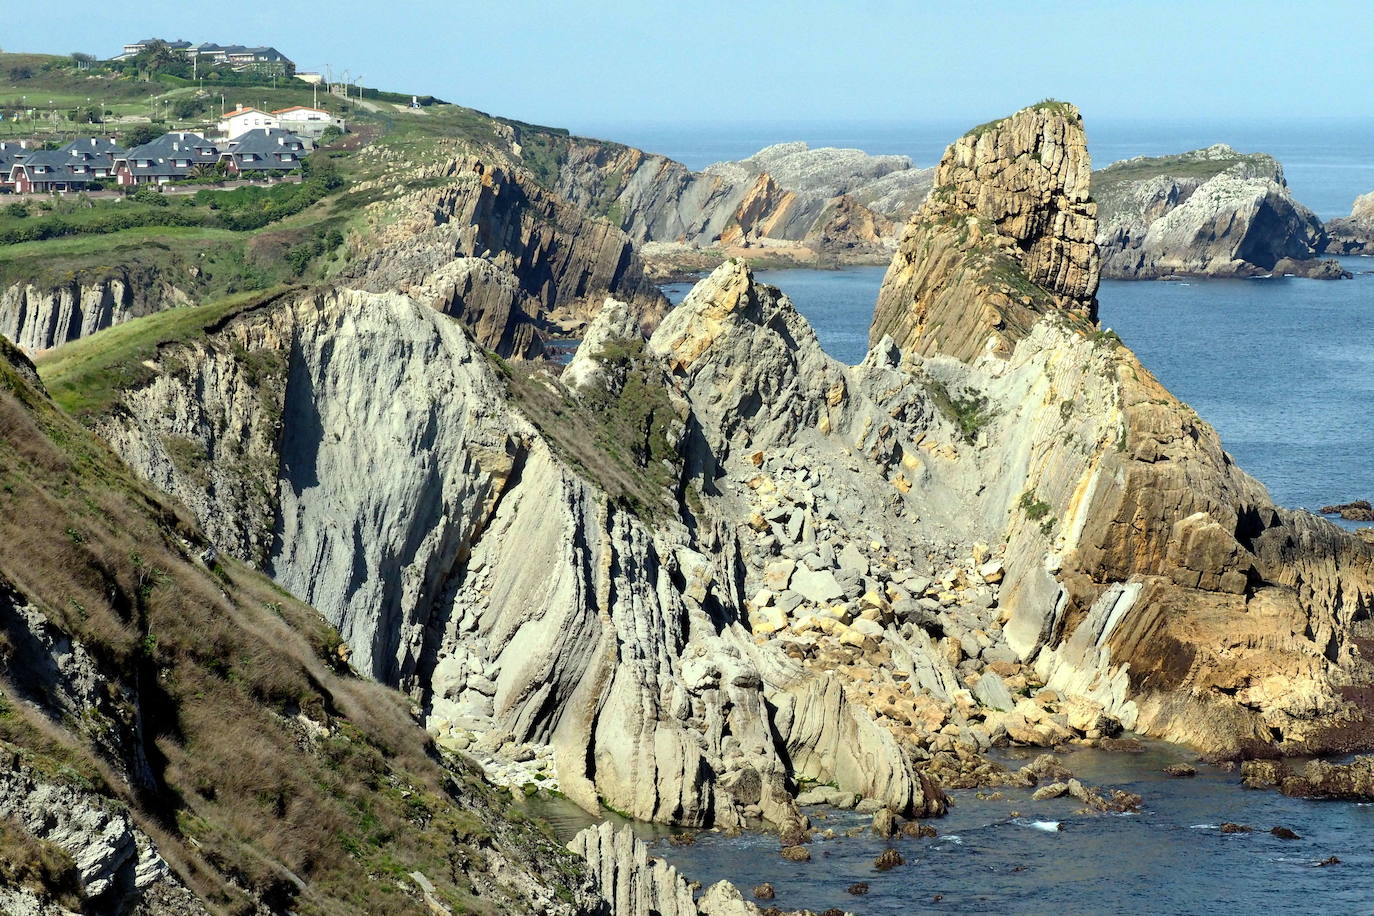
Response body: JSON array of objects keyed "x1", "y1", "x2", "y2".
[
  {"x1": 1, "y1": 131, "x2": 312, "y2": 193},
  {"x1": 116, "y1": 38, "x2": 293, "y2": 71}
]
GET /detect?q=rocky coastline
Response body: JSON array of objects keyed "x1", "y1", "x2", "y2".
[
  {"x1": 1325, "y1": 190, "x2": 1374, "y2": 255},
  {"x1": 7, "y1": 91, "x2": 1374, "y2": 913}
]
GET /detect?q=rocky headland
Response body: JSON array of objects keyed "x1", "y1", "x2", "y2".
[
  {"x1": 52, "y1": 99, "x2": 1374, "y2": 858},
  {"x1": 554, "y1": 139, "x2": 934, "y2": 275},
  {"x1": 1094, "y1": 144, "x2": 1347, "y2": 279},
  {"x1": 1325, "y1": 190, "x2": 1374, "y2": 255}
]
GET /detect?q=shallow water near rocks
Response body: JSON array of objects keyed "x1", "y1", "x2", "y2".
[{"x1": 527, "y1": 743, "x2": 1374, "y2": 914}]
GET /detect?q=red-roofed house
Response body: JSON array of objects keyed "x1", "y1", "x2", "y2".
[{"x1": 217, "y1": 106, "x2": 279, "y2": 139}]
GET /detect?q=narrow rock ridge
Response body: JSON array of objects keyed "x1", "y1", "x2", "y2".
[
  {"x1": 570, "y1": 822, "x2": 760, "y2": 916},
  {"x1": 1325, "y1": 189, "x2": 1374, "y2": 255},
  {"x1": 0, "y1": 269, "x2": 189, "y2": 355},
  {"x1": 871, "y1": 101, "x2": 1099, "y2": 361},
  {"x1": 1094, "y1": 144, "x2": 1344, "y2": 278},
  {"x1": 343, "y1": 154, "x2": 667, "y2": 350}
]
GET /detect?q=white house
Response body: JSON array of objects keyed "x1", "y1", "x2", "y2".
[
  {"x1": 270, "y1": 106, "x2": 345, "y2": 139},
  {"x1": 217, "y1": 106, "x2": 279, "y2": 140}
]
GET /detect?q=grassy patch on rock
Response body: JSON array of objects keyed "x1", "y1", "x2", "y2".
[
  {"x1": 36, "y1": 285, "x2": 294, "y2": 418},
  {"x1": 497, "y1": 337, "x2": 684, "y2": 521}
]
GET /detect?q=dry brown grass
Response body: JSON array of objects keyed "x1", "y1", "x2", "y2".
[{"x1": 0, "y1": 341, "x2": 587, "y2": 913}]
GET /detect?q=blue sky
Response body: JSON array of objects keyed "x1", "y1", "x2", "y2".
[{"x1": 6, "y1": 0, "x2": 1372, "y2": 133}]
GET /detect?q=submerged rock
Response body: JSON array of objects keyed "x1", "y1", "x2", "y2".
[{"x1": 873, "y1": 849, "x2": 904, "y2": 871}]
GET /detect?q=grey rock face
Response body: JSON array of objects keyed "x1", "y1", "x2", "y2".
[
  {"x1": 562, "y1": 297, "x2": 642, "y2": 392},
  {"x1": 1326, "y1": 190, "x2": 1374, "y2": 255},
  {"x1": 555, "y1": 139, "x2": 933, "y2": 256},
  {"x1": 570, "y1": 822, "x2": 758, "y2": 916},
  {"x1": 1094, "y1": 145, "x2": 1340, "y2": 278},
  {"x1": 0, "y1": 271, "x2": 189, "y2": 354}
]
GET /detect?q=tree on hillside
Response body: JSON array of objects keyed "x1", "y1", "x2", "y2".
[
  {"x1": 70, "y1": 52, "x2": 94, "y2": 70},
  {"x1": 123, "y1": 124, "x2": 161, "y2": 147},
  {"x1": 134, "y1": 40, "x2": 179, "y2": 80}
]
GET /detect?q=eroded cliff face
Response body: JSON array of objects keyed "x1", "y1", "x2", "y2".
[
  {"x1": 0, "y1": 338, "x2": 604, "y2": 915},
  {"x1": 871, "y1": 102, "x2": 1099, "y2": 362},
  {"x1": 77, "y1": 102, "x2": 1374, "y2": 850},
  {"x1": 1325, "y1": 189, "x2": 1374, "y2": 255},
  {"x1": 867, "y1": 105, "x2": 1374, "y2": 755},
  {"x1": 93, "y1": 284, "x2": 950, "y2": 829},
  {"x1": 344, "y1": 153, "x2": 667, "y2": 351},
  {"x1": 571, "y1": 822, "x2": 759, "y2": 916},
  {"x1": 554, "y1": 138, "x2": 931, "y2": 267},
  {"x1": 0, "y1": 267, "x2": 189, "y2": 354},
  {"x1": 1094, "y1": 145, "x2": 1344, "y2": 278}
]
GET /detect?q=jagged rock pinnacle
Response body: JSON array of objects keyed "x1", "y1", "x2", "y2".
[{"x1": 870, "y1": 101, "x2": 1100, "y2": 362}]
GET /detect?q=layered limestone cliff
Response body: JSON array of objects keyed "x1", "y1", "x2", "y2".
[
  {"x1": 0, "y1": 267, "x2": 189, "y2": 354},
  {"x1": 345, "y1": 153, "x2": 668, "y2": 351},
  {"x1": 867, "y1": 104, "x2": 1374, "y2": 755},
  {"x1": 1094, "y1": 145, "x2": 1345, "y2": 278},
  {"x1": 0, "y1": 337, "x2": 603, "y2": 915},
  {"x1": 1325, "y1": 190, "x2": 1374, "y2": 255},
  {"x1": 554, "y1": 139, "x2": 932, "y2": 268},
  {"x1": 90, "y1": 284, "x2": 947, "y2": 829},
  {"x1": 69, "y1": 101, "x2": 1374, "y2": 857},
  {"x1": 570, "y1": 822, "x2": 759, "y2": 916}
]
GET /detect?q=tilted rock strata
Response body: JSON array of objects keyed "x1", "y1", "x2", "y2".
[
  {"x1": 1325, "y1": 190, "x2": 1374, "y2": 255},
  {"x1": 0, "y1": 267, "x2": 189, "y2": 354},
  {"x1": 869, "y1": 106, "x2": 1374, "y2": 755},
  {"x1": 554, "y1": 139, "x2": 931, "y2": 263},
  {"x1": 345, "y1": 154, "x2": 667, "y2": 351},
  {"x1": 570, "y1": 822, "x2": 760, "y2": 916},
  {"x1": 1094, "y1": 145, "x2": 1343, "y2": 278},
  {"x1": 95, "y1": 284, "x2": 950, "y2": 828},
  {"x1": 871, "y1": 102, "x2": 1099, "y2": 362}
]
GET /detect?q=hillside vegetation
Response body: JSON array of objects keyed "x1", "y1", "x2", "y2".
[{"x1": 0, "y1": 336, "x2": 593, "y2": 914}]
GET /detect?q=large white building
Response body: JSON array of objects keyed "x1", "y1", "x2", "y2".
[
  {"x1": 271, "y1": 106, "x2": 345, "y2": 140},
  {"x1": 217, "y1": 106, "x2": 279, "y2": 139}
]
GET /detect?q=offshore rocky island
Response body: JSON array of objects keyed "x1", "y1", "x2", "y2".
[{"x1": 1, "y1": 48, "x2": 1374, "y2": 916}]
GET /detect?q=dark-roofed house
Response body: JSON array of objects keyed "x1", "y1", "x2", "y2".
[
  {"x1": 9, "y1": 138, "x2": 126, "y2": 193},
  {"x1": 12, "y1": 151, "x2": 88, "y2": 193},
  {"x1": 112, "y1": 132, "x2": 221, "y2": 186},
  {"x1": 0, "y1": 142, "x2": 32, "y2": 191},
  {"x1": 56, "y1": 138, "x2": 126, "y2": 179},
  {"x1": 219, "y1": 129, "x2": 311, "y2": 175}
]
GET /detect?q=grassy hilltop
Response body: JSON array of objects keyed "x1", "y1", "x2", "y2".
[{"x1": 0, "y1": 52, "x2": 585, "y2": 330}]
